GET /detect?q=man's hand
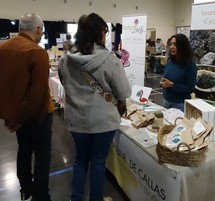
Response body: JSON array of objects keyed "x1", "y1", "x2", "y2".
[{"x1": 4, "y1": 121, "x2": 21, "y2": 133}]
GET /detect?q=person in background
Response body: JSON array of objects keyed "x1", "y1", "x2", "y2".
[
  {"x1": 165, "y1": 38, "x2": 171, "y2": 59},
  {"x1": 160, "y1": 33, "x2": 197, "y2": 112},
  {"x1": 146, "y1": 39, "x2": 152, "y2": 56},
  {"x1": 0, "y1": 13, "x2": 54, "y2": 201},
  {"x1": 63, "y1": 33, "x2": 73, "y2": 51},
  {"x1": 58, "y1": 13, "x2": 131, "y2": 201},
  {"x1": 155, "y1": 38, "x2": 163, "y2": 55}
]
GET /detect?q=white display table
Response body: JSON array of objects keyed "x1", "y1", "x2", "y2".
[
  {"x1": 49, "y1": 68, "x2": 58, "y2": 78},
  {"x1": 49, "y1": 76, "x2": 64, "y2": 107},
  {"x1": 106, "y1": 123, "x2": 215, "y2": 201}
]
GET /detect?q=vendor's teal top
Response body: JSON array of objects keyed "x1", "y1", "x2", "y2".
[{"x1": 162, "y1": 59, "x2": 197, "y2": 103}]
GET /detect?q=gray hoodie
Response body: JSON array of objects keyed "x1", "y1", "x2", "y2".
[{"x1": 58, "y1": 44, "x2": 131, "y2": 133}]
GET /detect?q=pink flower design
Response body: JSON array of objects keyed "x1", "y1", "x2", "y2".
[
  {"x1": 134, "y1": 19, "x2": 138, "y2": 25},
  {"x1": 120, "y1": 49, "x2": 130, "y2": 67}
]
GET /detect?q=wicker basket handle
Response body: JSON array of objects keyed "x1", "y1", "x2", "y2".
[
  {"x1": 174, "y1": 117, "x2": 183, "y2": 125},
  {"x1": 176, "y1": 142, "x2": 191, "y2": 153}
]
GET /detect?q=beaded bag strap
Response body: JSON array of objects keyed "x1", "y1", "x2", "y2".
[{"x1": 81, "y1": 70, "x2": 113, "y2": 102}]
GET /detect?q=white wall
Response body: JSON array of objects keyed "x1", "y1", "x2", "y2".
[
  {"x1": 0, "y1": 0, "x2": 193, "y2": 44},
  {"x1": 174, "y1": 0, "x2": 194, "y2": 26}
]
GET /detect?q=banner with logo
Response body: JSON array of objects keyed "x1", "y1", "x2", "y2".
[
  {"x1": 190, "y1": 2, "x2": 215, "y2": 101},
  {"x1": 105, "y1": 23, "x2": 112, "y2": 52},
  {"x1": 106, "y1": 131, "x2": 181, "y2": 201},
  {"x1": 191, "y1": 2, "x2": 215, "y2": 30},
  {"x1": 122, "y1": 14, "x2": 147, "y2": 86}
]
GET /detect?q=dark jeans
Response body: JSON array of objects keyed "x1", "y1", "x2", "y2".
[
  {"x1": 71, "y1": 130, "x2": 116, "y2": 201},
  {"x1": 16, "y1": 113, "x2": 53, "y2": 201},
  {"x1": 163, "y1": 98, "x2": 184, "y2": 112}
]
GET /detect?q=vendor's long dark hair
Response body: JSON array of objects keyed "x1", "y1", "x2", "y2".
[
  {"x1": 74, "y1": 13, "x2": 108, "y2": 55},
  {"x1": 170, "y1": 34, "x2": 194, "y2": 65}
]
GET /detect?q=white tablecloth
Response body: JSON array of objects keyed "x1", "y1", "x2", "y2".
[
  {"x1": 106, "y1": 123, "x2": 215, "y2": 201},
  {"x1": 49, "y1": 76, "x2": 64, "y2": 107},
  {"x1": 49, "y1": 68, "x2": 58, "y2": 78}
]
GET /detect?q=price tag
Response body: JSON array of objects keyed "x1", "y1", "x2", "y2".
[{"x1": 193, "y1": 121, "x2": 206, "y2": 136}]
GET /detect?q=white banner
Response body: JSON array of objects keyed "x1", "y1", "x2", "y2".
[
  {"x1": 106, "y1": 131, "x2": 181, "y2": 201},
  {"x1": 194, "y1": 0, "x2": 215, "y2": 4},
  {"x1": 191, "y1": 2, "x2": 215, "y2": 30},
  {"x1": 122, "y1": 14, "x2": 147, "y2": 86},
  {"x1": 105, "y1": 23, "x2": 112, "y2": 52}
]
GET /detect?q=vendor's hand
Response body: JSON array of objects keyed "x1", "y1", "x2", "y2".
[
  {"x1": 4, "y1": 121, "x2": 21, "y2": 133},
  {"x1": 160, "y1": 78, "x2": 174, "y2": 88}
]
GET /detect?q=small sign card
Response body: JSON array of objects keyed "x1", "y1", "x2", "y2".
[{"x1": 130, "y1": 85, "x2": 152, "y2": 103}]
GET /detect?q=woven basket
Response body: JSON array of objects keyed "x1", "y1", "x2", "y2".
[{"x1": 156, "y1": 125, "x2": 208, "y2": 167}]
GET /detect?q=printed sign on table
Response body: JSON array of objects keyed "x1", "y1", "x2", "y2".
[
  {"x1": 130, "y1": 84, "x2": 152, "y2": 103},
  {"x1": 106, "y1": 131, "x2": 181, "y2": 201}
]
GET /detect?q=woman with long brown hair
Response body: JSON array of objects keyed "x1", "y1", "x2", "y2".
[
  {"x1": 160, "y1": 34, "x2": 197, "y2": 111},
  {"x1": 58, "y1": 13, "x2": 131, "y2": 201}
]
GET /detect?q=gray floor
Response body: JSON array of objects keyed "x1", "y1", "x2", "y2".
[{"x1": 0, "y1": 72, "x2": 163, "y2": 201}]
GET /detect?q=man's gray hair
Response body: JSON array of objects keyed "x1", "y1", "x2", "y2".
[{"x1": 19, "y1": 13, "x2": 43, "y2": 32}]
